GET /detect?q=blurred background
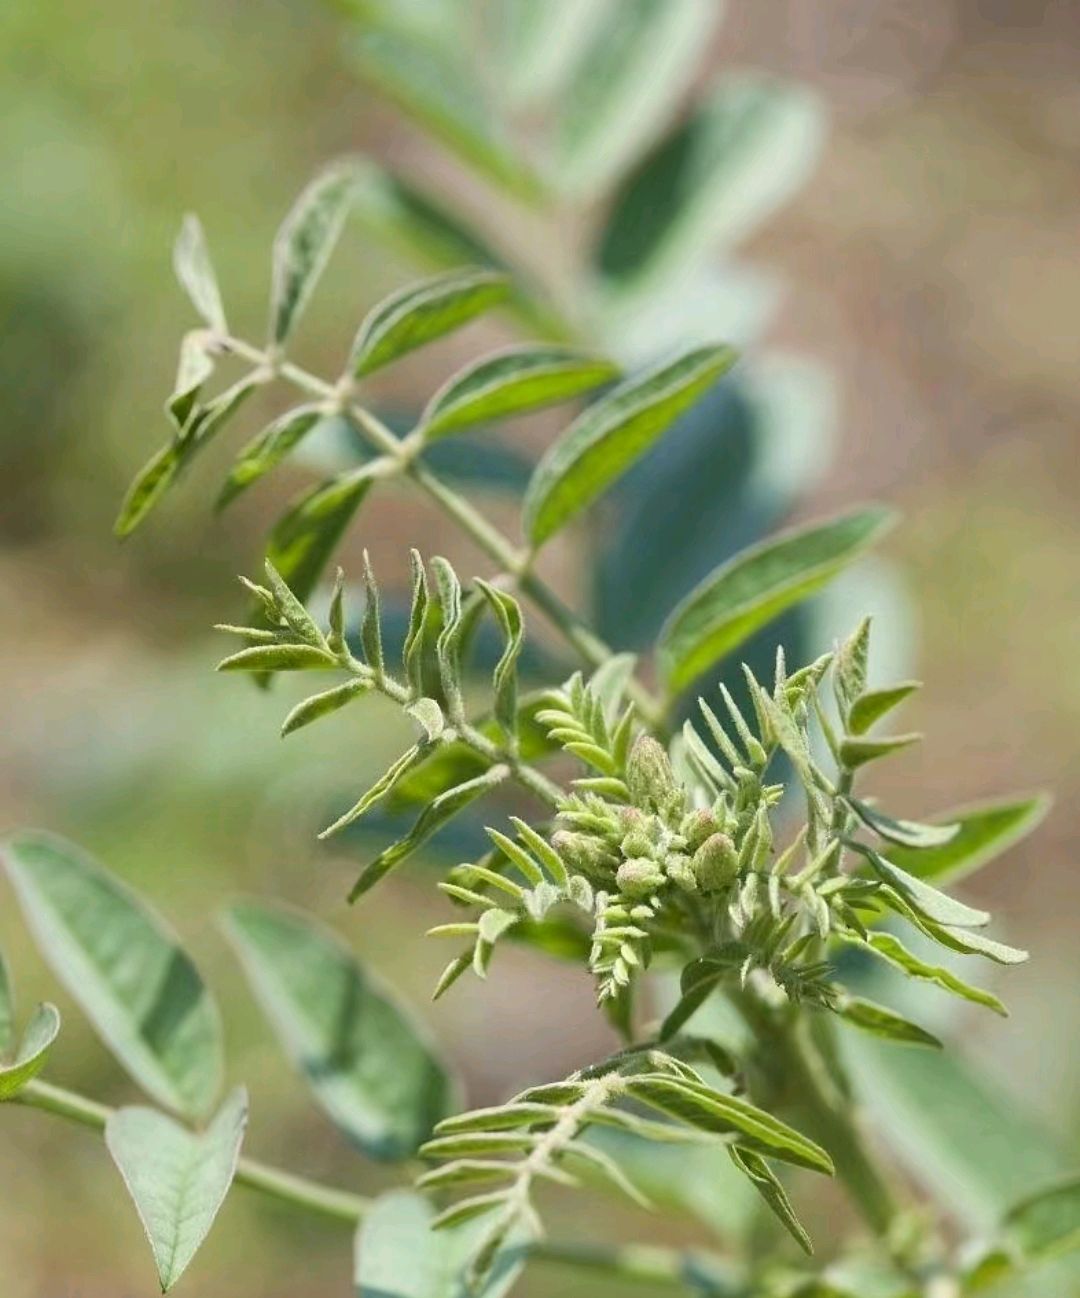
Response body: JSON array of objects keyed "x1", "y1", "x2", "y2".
[{"x1": 1, "y1": 1, "x2": 1077, "y2": 1295}]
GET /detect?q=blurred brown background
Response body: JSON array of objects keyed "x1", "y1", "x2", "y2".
[{"x1": 1, "y1": 1, "x2": 1077, "y2": 1294}]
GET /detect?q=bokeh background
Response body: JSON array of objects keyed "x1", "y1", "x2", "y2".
[{"x1": 1, "y1": 2, "x2": 1077, "y2": 1295}]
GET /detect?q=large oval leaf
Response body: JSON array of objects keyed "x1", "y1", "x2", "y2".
[
  {"x1": 223, "y1": 901, "x2": 455, "y2": 1160},
  {"x1": 658, "y1": 507, "x2": 894, "y2": 693},
  {"x1": 106, "y1": 1087, "x2": 247, "y2": 1292},
  {"x1": 349, "y1": 268, "x2": 509, "y2": 378},
  {"x1": 420, "y1": 346, "x2": 618, "y2": 440},
  {"x1": 523, "y1": 345, "x2": 736, "y2": 548},
  {"x1": 2, "y1": 832, "x2": 224, "y2": 1119}
]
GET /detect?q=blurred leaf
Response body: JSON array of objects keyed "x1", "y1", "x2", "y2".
[
  {"x1": 106, "y1": 1088, "x2": 247, "y2": 1292},
  {"x1": 658, "y1": 507, "x2": 894, "y2": 694},
  {"x1": 0, "y1": 946, "x2": 11, "y2": 1054},
  {"x1": 728, "y1": 1145, "x2": 813, "y2": 1255},
  {"x1": 882, "y1": 795, "x2": 1051, "y2": 887},
  {"x1": 2, "y1": 832, "x2": 223, "y2": 1119},
  {"x1": 420, "y1": 346, "x2": 618, "y2": 440},
  {"x1": 524, "y1": 345, "x2": 736, "y2": 547},
  {"x1": 349, "y1": 268, "x2": 509, "y2": 378},
  {"x1": 847, "y1": 800, "x2": 958, "y2": 850},
  {"x1": 354, "y1": 1189, "x2": 524, "y2": 1298},
  {"x1": 555, "y1": 0, "x2": 722, "y2": 198},
  {"x1": 351, "y1": 27, "x2": 543, "y2": 200},
  {"x1": 173, "y1": 214, "x2": 227, "y2": 333},
  {"x1": 167, "y1": 329, "x2": 216, "y2": 431},
  {"x1": 218, "y1": 403, "x2": 327, "y2": 509},
  {"x1": 115, "y1": 441, "x2": 185, "y2": 538},
  {"x1": 833, "y1": 995, "x2": 941, "y2": 1049},
  {"x1": 496, "y1": 0, "x2": 612, "y2": 108},
  {"x1": 0, "y1": 1002, "x2": 61, "y2": 1100},
  {"x1": 270, "y1": 159, "x2": 360, "y2": 345},
  {"x1": 224, "y1": 901, "x2": 455, "y2": 1160},
  {"x1": 596, "y1": 73, "x2": 826, "y2": 289},
  {"x1": 1004, "y1": 1175, "x2": 1080, "y2": 1262}
]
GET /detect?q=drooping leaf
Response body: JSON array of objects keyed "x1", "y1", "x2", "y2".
[
  {"x1": 658, "y1": 507, "x2": 894, "y2": 693},
  {"x1": 728, "y1": 1145, "x2": 813, "y2": 1255},
  {"x1": 173, "y1": 214, "x2": 227, "y2": 333},
  {"x1": 106, "y1": 1087, "x2": 247, "y2": 1292},
  {"x1": 833, "y1": 995, "x2": 941, "y2": 1049},
  {"x1": 0, "y1": 1002, "x2": 61, "y2": 1100},
  {"x1": 847, "y1": 799, "x2": 958, "y2": 850},
  {"x1": 555, "y1": 0, "x2": 722, "y2": 198},
  {"x1": 524, "y1": 345, "x2": 736, "y2": 547},
  {"x1": 1004, "y1": 1175, "x2": 1080, "y2": 1262},
  {"x1": 419, "y1": 346, "x2": 618, "y2": 440},
  {"x1": 2, "y1": 832, "x2": 223, "y2": 1119},
  {"x1": 882, "y1": 794, "x2": 1050, "y2": 887},
  {"x1": 596, "y1": 73, "x2": 826, "y2": 289},
  {"x1": 223, "y1": 902, "x2": 454, "y2": 1161},
  {"x1": 218, "y1": 404, "x2": 327, "y2": 509},
  {"x1": 349, "y1": 268, "x2": 509, "y2": 378},
  {"x1": 270, "y1": 160, "x2": 360, "y2": 345}
]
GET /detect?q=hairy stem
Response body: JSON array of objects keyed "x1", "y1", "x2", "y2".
[{"x1": 220, "y1": 335, "x2": 665, "y2": 728}]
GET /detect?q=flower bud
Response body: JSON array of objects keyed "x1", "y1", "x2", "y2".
[
  {"x1": 664, "y1": 852, "x2": 698, "y2": 893},
  {"x1": 620, "y1": 830, "x2": 656, "y2": 859},
  {"x1": 627, "y1": 735, "x2": 676, "y2": 811},
  {"x1": 551, "y1": 831, "x2": 615, "y2": 881},
  {"x1": 692, "y1": 833, "x2": 739, "y2": 892},
  {"x1": 616, "y1": 858, "x2": 666, "y2": 898},
  {"x1": 680, "y1": 808, "x2": 721, "y2": 850}
]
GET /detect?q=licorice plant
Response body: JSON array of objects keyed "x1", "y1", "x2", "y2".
[{"x1": 1, "y1": 160, "x2": 1075, "y2": 1298}]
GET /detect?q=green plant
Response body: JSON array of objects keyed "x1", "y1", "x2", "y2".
[{"x1": 1, "y1": 157, "x2": 1073, "y2": 1297}]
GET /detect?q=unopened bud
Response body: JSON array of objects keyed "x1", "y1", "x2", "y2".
[
  {"x1": 627, "y1": 735, "x2": 676, "y2": 811},
  {"x1": 664, "y1": 852, "x2": 698, "y2": 893},
  {"x1": 692, "y1": 833, "x2": 739, "y2": 892},
  {"x1": 552, "y1": 831, "x2": 615, "y2": 881},
  {"x1": 681, "y1": 808, "x2": 720, "y2": 849},
  {"x1": 616, "y1": 858, "x2": 666, "y2": 898},
  {"x1": 621, "y1": 830, "x2": 655, "y2": 859}
]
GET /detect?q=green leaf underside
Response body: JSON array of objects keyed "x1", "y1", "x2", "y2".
[
  {"x1": 848, "y1": 799, "x2": 958, "y2": 849},
  {"x1": 728, "y1": 1145, "x2": 813, "y2": 1255},
  {"x1": 524, "y1": 345, "x2": 737, "y2": 547},
  {"x1": 835, "y1": 996, "x2": 942, "y2": 1049},
  {"x1": 223, "y1": 902, "x2": 454, "y2": 1160},
  {"x1": 882, "y1": 794, "x2": 1050, "y2": 887},
  {"x1": 106, "y1": 1087, "x2": 247, "y2": 1292},
  {"x1": 0, "y1": 1002, "x2": 61, "y2": 1100},
  {"x1": 658, "y1": 507, "x2": 895, "y2": 693},
  {"x1": 350, "y1": 269, "x2": 509, "y2": 378},
  {"x1": 354, "y1": 1190, "x2": 524, "y2": 1298},
  {"x1": 420, "y1": 346, "x2": 618, "y2": 440},
  {"x1": 850, "y1": 843, "x2": 990, "y2": 929},
  {"x1": 2, "y1": 832, "x2": 223, "y2": 1119}
]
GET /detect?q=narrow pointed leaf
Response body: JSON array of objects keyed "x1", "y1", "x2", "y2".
[
  {"x1": 847, "y1": 799, "x2": 959, "y2": 849},
  {"x1": 525, "y1": 345, "x2": 736, "y2": 547},
  {"x1": 349, "y1": 269, "x2": 509, "y2": 378},
  {"x1": 270, "y1": 160, "x2": 359, "y2": 345},
  {"x1": 848, "y1": 681, "x2": 920, "y2": 735},
  {"x1": 839, "y1": 733, "x2": 921, "y2": 769},
  {"x1": 420, "y1": 345, "x2": 618, "y2": 440},
  {"x1": 834, "y1": 995, "x2": 941, "y2": 1049},
  {"x1": 729, "y1": 1146, "x2": 813, "y2": 1255},
  {"x1": 883, "y1": 794, "x2": 1051, "y2": 886},
  {"x1": 2, "y1": 832, "x2": 223, "y2": 1118},
  {"x1": 0, "y1": 1003, "x2": 61, "y2": 1100},
  {"x1": 224, "y1": 902, "x2": 453, "y2": 1160},
  {"x1": 850, "y1": 843, "x2": 990, "y2": 929},
  {"x1": 847, "y1": 932, "x2": 1006, "y2": 1016},
  {"x1": 321, "y1": 744, "x2": 427, "y2": 840},
  {"x1": 659, "y1": 508, "x2": 895, "y2": 693},
  {"x1": 173, "y1": 214, "x2": 226, "y2": 333},
  {"x1": 218, "y1": 404, "x2": 326, "y2": 508},
  {"x1": 217, "y1": 643, "x2": 337, "y2": 673},
  {"x1": 475, "y1": 581, "x2": 523, "y2": 740},
  {"x1": 106, "y1": 1087, "x2": 247, "y2": 1292},
  {"x1": 114, "y1": 442, "x2": 183, "y2": 538},
  {"x1": 282, "y1": 680, "x2": 371, "y2": 735}
]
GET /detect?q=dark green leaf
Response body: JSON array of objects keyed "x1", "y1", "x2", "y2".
[
  {"x1": 847, "y1": 681, "x2": 920, "y2": 735},
  {"x1": 106, "y1": 1088, "x2": 247, "y2": 1292},
  {"x1": 349, "y1": 268, "x2": 509, "y2": 378},
  {"x1": 218, "y1": 404, "x2": 327, "y2": 509},
  {"x1": 658, "y1": 507, "x2": 894, "y2": 693},
  {"x1": 883, "y1": 794, "x2": 1050, "y2": 886},
  {"x1": 173, "y1": 214, "x2": 226, "y2": 333},
  {"x1": 728, "y1": 1145, "x2": 813, "y2": 1255},
  {"x1": 420, "y1": 346, "x2": 618, "y2": 440},
  {"x1": 270, "y1": 160, "x2": 360, "y2": 345},
  {"x1": 847, "y1": 799, "x2": 958, "y2": 849},
  {"x1": 2, "y1": 832, "x2": 223, "y2": 1118},
  {"x1": 0, "y1": 1002, "x2": 61, "y2": 1100},
  {"x1": 834, "y1": 995, "x2": 941, "y2": 1049},
  {"x1": 524, "y1": 345, "x2": 736, "y2": 547},
  {"x1": 659, "y1": 957, "x2": 732, "y2": 1040},
  {"x1": 224, "y1": 902, "x2": 454, "y2": 1160}
]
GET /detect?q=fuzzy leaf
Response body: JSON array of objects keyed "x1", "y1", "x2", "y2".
[
  {"x1": 281, "y1": 680, "x2": 371, "y2": 736},
  {"x1": 847, "y1": 682, "x2": 920, "y2": 735},
  {"x1": 270, "y1": 160, "x2": 359, "y2": 345},
  {"x1": 850, "y1": 843, "x2": 990, "y2": 929},
  {"x1": 349, "y1": 268, "x2": 509, "y2": 378},
  {"x1": 848, "y1": 932, "x2": 1006, "y2": 1016},
  {"x1": 839, "y1": 733, "x2": 920, "y2": 769},
  {"x1": 217, "y1": 643, "x2": 337, "y2": 673},
  {"x1": 321, "y1": 744, "x2": 428, "y2": 840},
  {"x1": 658, "y1": 508, "x2": 894, "y2": 693},
  {"x1": 1004, "y1": 1175, "x2": 1080, "y2": 1262},
  {"x1": 0, "y1": 1002, "x2": 61, "y2": 1100},
  {"x1": 218, "y1": 404, "x2": 327, "y2": 508},
  {"x1": 106, "y1": 1087, "x2": 247, "y2": 1292},
  {"x1": 173, "y1": 214, "x2": 226, "y2": 333},
  {"x1": 224, "y1": 902, "x2": 453, "y2": 1160},
  {"x1": 847, "y1": 799, "x2": 959, "y2": 850},
  {"x1": 475, "y1": 581, "x2": 523, "y2": 741},
  {"x1": 524, "y1": 345, "x2": 736, "y2": 547},
  {"x1": 882, "y1": 794, "x2": 1050, "y2": 887},
  {"x1": 728, "y1": 1145, "x2": 813, "y2": 1255},
  {"x1": 420, "y1": 345, "x2": 618, "y2": 440},
  {"x1": 555, "y1": 0, "x2": 722, "y2": 198},
  {"x1": 834, "y1": 995, "x2": 941, "y2": 1049},
  {"x1": 2, "y1": 832, "x2": 223, "y2": 1118}
]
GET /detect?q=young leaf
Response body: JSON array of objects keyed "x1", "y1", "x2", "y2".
[
  {"x1": 834, "y1": 995, "x2": 942, "y2": 1049},
  {"x1": 847, "y1": 799, "x2": 959, "y2": 850},
  {"x1": 106, "y1": 1087, "x2": 247, "y2": 1292},
  {"x1": 849, "y1": 843, "x2": 990, "y2": 929},
  {"x1": 882, "y1": 794, "x2": 1050, "y2": 887},
  {"x1": 0, "y1": 946, "x2": 13, "y2": 1055},
  {"x1": 217, "y1": 643, "x2": 337, "y2": 673},
  {"x1": 847, "y1": 681, "x2": 920, "y2": 735},
  {"x1": 847, "y1": 932, "x2": 1006, "y2": 1016},
  {"x1": 555, "y1": 0, "x2": 721, "y2": 198},
  {"x1": 320, "y1": 744, "x2": 428, "y2": 840},
  {"x1": 728, "y1": 1145, "x2": 813, "y2": 1255},
  {"x1": 0, "y1": 1003, "x2": 61, "y2": 1100},
  {"x1": 1003, "y1": 1175, "x2": 1080, "y2": 1262},
  {"x1": 2, "y1": 832, "x2": 224, "y2": 1119},
  {"x1": 114, "y1": 442, "x2": 184, "y2": 538},
  {"x1": 223, "y1": 902, "x2": 454, "y2": 1160},
  {"x1": 419, "y1": 345, "x2": 618, "y2": 440},
  {"x1": 839, "y1": 733, "x2": 921, "y2": 769},
  {"x1": 524, "y1": 345, "x2": 736, "y2": 548},
  {"x1": 173, "y1": 214, "x2": 226, "y2": 333},
  {"x1": 218, "y1": 403, "x2": 327, "y2": 509},
  {"x1": 270, "y1": 160, "x2": 359, "y2": 345},
  {"x1": 475, "y1": 581, "x2": 524, "y2": 741},
  {"x1": 658, "y1": 507, "x2": 895, "y2": 693},
  {"x1": 281, "y1": 679, "x2": 371, "y2": 736},
  {"x1": 349, "y1": 268, "x2": 509, "y2": 378}
]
